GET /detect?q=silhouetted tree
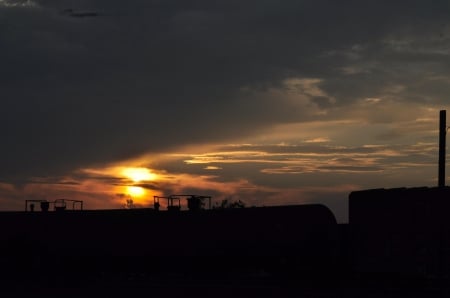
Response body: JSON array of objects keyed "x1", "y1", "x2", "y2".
[
  {"x1": 117, "y1": 193, "x2": 135, "y2": 209},
  {"x1": 125, "y1": 199, "x2": 135, "y2": 209},
  {"x1": 214, "y1": 199, "x2": 246, "y2": 209}
]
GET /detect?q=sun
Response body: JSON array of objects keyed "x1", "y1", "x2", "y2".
[
  {"x1": 122, "y1": 167, "x2": 156, "y2": 183},
  {"x1": 120, "y1": 167, "x2": 157, "y2": 198},
  {"x1": 127, "y1": 186, "x2": 145, "y2": 197}
]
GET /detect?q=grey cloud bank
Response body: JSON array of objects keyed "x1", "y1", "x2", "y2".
[{"x1": 1, "y1": 0, "x2": 450, "y2": 184}]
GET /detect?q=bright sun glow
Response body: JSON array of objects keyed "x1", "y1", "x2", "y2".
[
  {"x1": 122, "y1": 167, "x2": 156, "y2": 182},
  {"x1": 127, "y1": 186, "x2": 145, "y2": 197}
]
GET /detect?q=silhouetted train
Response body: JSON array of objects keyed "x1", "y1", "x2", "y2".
[{"x1": 1, "y1": 187, "x2": 450, "y2": 281}]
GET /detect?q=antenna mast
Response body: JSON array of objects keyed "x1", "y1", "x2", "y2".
[{"x1": 439, "y1": 110, "x2": 446, "y2": 187}]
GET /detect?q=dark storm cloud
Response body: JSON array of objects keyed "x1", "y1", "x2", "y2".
[{"x1": 1, "y1": 0, "x2": 449, "y2": 181}]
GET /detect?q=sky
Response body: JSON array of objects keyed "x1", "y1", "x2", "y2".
[{"x1": 2, "y1": 0, "x2": 450, "y2": 222}]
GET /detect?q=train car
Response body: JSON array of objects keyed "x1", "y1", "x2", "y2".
[
  {"x1": 0, "y1": 201, "x2": 339, "y2": 279},
  {"x1": 349, "y1": 186, "x2": 450, "y2": 278}
]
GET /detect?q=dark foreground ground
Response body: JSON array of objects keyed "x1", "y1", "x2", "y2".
[
  {"x1": 1, "y1": 265, "x2": 449, "y2": 298},
  {"x1": 2, "y1": 277, "x2": 450, "y2": 298}
]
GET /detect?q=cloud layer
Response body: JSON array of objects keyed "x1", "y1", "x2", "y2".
[{"x1": 1, "y1": 1, "x2": 450, "y2": 220}]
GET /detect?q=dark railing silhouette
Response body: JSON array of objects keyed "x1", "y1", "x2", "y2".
[
  {"x1": 25, "y1": 199, "x2": 83, "y2": 212},
  {"x1": 153, "y1": 195, "x2": 212, "y2": 211}
]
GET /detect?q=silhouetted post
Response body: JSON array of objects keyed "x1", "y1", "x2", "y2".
[{"x1": 439, "y1": 110, "x2": 446, "y2": 187}]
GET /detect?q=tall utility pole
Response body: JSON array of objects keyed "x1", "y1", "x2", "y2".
[{"x1": 439, "y1": 110, "x2": 446, "y2": 188}]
